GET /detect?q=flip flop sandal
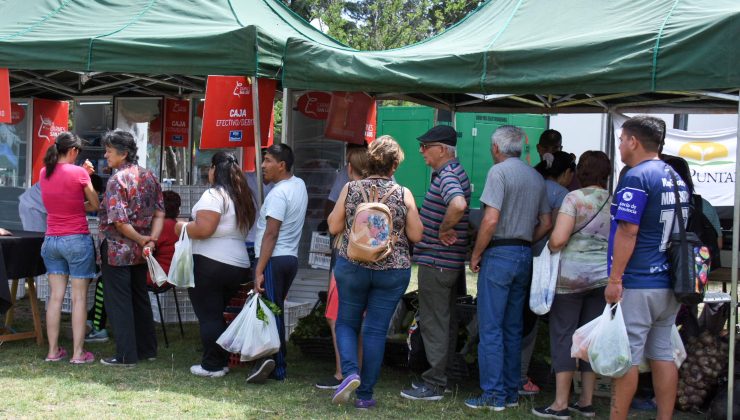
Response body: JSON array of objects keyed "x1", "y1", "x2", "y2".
[
  {"x1": 45, "y1": 347, "x2": 68, "y2": 362},
  {"x1": 70, "y1": 351, "x2": 95, "y2": 364}
]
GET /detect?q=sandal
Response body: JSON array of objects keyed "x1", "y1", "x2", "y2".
[
  {"x1": 70, "y1": 351, "x2": 95, "y2": 364},
  {"x1": 45, "y1": 347, "x2": 68, "y2": 362}
]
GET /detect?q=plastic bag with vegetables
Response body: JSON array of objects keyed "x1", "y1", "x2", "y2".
[
  {"x1": 571, "y1": 313, "x2": 601, "y2": 362},
  {"x1": 216, "y1": 293, "x2": 280, "y2": 361},
  {"x1": 587, "y1": 302, "x2": 632, "y2": 378}
]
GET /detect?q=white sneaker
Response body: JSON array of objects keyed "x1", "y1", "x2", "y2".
[{"x1": 190, "y1": 364, "x2": 229, "y2": 378}]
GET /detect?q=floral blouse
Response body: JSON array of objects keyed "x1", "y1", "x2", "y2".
[
  {"x1": 338, "y1": 178, "x2": 410, "y2": 270},
  {"x1": 99, "y1": 163, "x2": 164, "y2": 266}
]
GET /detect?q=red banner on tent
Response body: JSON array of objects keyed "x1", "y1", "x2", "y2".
[
  {"x1": 31, "y1": 98, "x2": 69, "y2": 184},
  {"x1": 10, "y1": 103, "x2": 25, "y2": 125},
  {"x1": 324, "y1": 92, "x2": 377, "y2": 144},
  {"x1": 297, "y1": 91, "x2": 331, "y2": 120},
  {"x1": 163, "y1": 98, "x2": 190, "y2": 148},
  {"x1": 200, "y1": 76, "x2": 276, "y2": 149},
  {"x1": 0, "y1": 68, "x2": 10, "y2": 124}
]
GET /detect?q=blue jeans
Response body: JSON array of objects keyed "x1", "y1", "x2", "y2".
[
  {"x1": 334, "y1": 256, "x2": 410, "y2": 400},
  {"x1": 477, "y1": 245, "x2": 532, "y2": 404}
]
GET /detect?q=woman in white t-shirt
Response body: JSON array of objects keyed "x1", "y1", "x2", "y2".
[{"x1": 175, "y1": 152, "x2": 256, "y2": 377}]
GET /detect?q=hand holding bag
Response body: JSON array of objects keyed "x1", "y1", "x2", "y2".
[
  {"x1": 167, "y1": 227, "x2": 194, "y2": 288},
  {"x1": 145, "y1": 250, "x2": 168, "y2": 287},
  {"x1": 529, "y1": 242, "x2": 560, "y2": 315}
]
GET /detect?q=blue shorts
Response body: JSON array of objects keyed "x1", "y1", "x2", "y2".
[{"x1": 41, "y1": 234, "x2": 97, "y2": 279}]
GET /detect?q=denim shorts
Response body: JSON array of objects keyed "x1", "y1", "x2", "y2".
[{"x1": 41, "y1": 234, "x2": 97, "y2": 278}]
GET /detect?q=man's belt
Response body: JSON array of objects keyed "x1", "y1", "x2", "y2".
[{"x1": 487, "y1": 238, "x2": 532, "y2": 248}]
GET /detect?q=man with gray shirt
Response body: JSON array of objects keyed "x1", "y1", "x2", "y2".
[{"x1": 466, "y1": 125, "x2": 552, "y2": 411}]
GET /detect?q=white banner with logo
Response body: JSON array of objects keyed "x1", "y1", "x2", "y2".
[{"x1": 612, "y1": 115, "x2": 736, "y2": 206}]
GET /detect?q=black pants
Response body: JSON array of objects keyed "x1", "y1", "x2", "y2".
[
  {"x1": 101, "y1": 241, "x2": 157, "y2": 363},
  {"x1": 189, "y1": 254, "x2": 248, "y2": 371},
  {"x1": 259, "y1": 255, "x2": 298, "y2": 380}
]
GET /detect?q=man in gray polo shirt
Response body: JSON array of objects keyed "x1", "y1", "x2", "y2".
[{"x1": 465, "y1": 125, "x2": 551, "y2": 411}]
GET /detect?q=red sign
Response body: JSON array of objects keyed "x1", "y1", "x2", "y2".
[
  {"x1": 31, "y1": 98, "x2": 69, "y2": 184},
  {"x1": 324, "y1": 92, "x2": 377, "y2": 144},
  {"x1": 200, "y1": 76, "x2": 276, "y2": 149},
  {"x1": 241, "y1": 108, "x2": 276, "y2": 172},
  {"x1": 163, "y1": 98, "x2": 190, "y2": 148},
  {"x1": 0, "y1": 68, "x2": 10, "y2": 124},
  {"x1": 10, "y1": 103, "x2": 25, "y2": 125},
  {"x1": 297, "y1": 91, "x2": 331, "y2": 120}
]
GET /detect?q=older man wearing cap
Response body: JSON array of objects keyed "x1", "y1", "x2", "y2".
[{"x1": 400, "y1": 125, "x2": 471, "y2": 401}]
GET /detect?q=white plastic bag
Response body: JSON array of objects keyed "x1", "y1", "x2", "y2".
[
  {"x1": 216, "y1": 293, "x2": 280, "y2": 362},
  {"x1": 529, "y1": 243, "x2": 560, "y2": 315},
  {"x1": 571, "y1": 315, "x2": 601, "y2": 362},
  {"x1": 145, "y1": 251, "x2": 168, "y2": 287},
  {"x1": 167, "y1": 227, "x2": 194, "y2": 288},
  {"x1": 587, "y1": 303, "x2": 632, "y2": 377},
  {"x1": 638, "y1": 325, "x2": 686, "y2": 372}
]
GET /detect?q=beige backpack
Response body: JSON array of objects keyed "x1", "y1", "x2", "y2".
[{"x1": 346, "y1": 184, "x2": 401, "y2": 263}]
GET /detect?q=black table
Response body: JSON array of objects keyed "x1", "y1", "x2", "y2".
[{"x1": 0, "y1": 231, "x2": 46, "y2": 345}]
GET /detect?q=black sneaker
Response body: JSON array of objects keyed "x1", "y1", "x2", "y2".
[
  {"x1": 246, "y1": 359, "x2": 275, "y2": 384},
  {"x1": 532, "y1": 406, "x2": 570, "y2": 419},
  {"x1": 400, "y1": 383, "x2": 444, "y2": 401},
  {"x1": 568, "y1": 402, "x2": 596, "y2": 417},
  {"x1": 411, "y1": 379, "x2": 453, "y2": 394},
  {"x1": 315, "y1": 376, "x2": 342, "y2": 390},
  {"x1": 100, "y1": 357, "x2": 135, "y2": 367}
]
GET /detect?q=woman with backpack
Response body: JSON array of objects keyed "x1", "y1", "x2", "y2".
[{"x1": 327, "y1": 135, "x2": 423, "y2": 409}]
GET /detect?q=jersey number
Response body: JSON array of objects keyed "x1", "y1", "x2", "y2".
[{"x1": 659, "y1": 208, "x2": 688, "y2": 252}]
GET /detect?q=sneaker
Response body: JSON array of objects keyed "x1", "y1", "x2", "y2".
[
  {"x1": 411, "y1": 379, "x2": 452, "y2": 394},
  {"x1": 400, "y1": 383, "x2": 444, "y2": 401},
  {"x1": 315, "y1": 376, "x2": 342, "y2": 390},
  {"x1": 354, "y1": 398, "x2": 376, "y2": 409},
  {"x1": 190, "y1": 364, "x2": 229, "y2": 378},
  {"x1": 246, "y1": 359, "x2": 275, "y2": 384},
  {"x1": 630, "y1": 397, "x2": 657, "y2": 411},
  {"x1": 331, "y1": 373, "x2": 360, "y2": 405},
  {"x1": 85, "y1": 328, "x2": 109, "y2": 343},
  {"x1": 100, "y1": 357, "x2": 135, "y2": 367},
  {"x1": 506, "y1": 399, "x2": 519, "y2": 408},
  {"x1": 70, "y1": 351, "x2": 95, "y2": 364},
  {"x1": 532, "y1": 406, "x2": 571, "y2": 419},
  {"x1": 464, "y1": 395, "x2": 504, "y2": 411},
  {"x1": 519, "y1": 377, "x2": 541, "y2": 395},
  {"x1": 568, "y1": 402, "x2": 596, "y2": 417}
]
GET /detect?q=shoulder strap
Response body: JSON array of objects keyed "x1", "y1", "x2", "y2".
[
  {"x1": 379, "y1": 184, "x2": 401, "y2": 204},
  {"x1": 572, "y1": 191, "x2": 611, "y2": 236},
  {"x1": 356, "y1": 181, "x2": 370, "y2": 203}
]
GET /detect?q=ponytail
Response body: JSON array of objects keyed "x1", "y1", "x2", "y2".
[
  {"x1": 43, "y1": 144, "x2": 60, "y2": 179},
  {"x1": 43, "y1": 132, "x2": 82, "y2": 179}
]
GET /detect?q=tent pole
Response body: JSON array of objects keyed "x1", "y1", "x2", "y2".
[
  {"x1": 251, "y1": 77, "x2": 263, "y2": 206},
  {"x1": 728, "y1": 92, "x2": 740, "y2": 419}
]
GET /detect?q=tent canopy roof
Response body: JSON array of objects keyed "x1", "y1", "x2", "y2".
[{"x1": 0, "y1": 0, "x2": 346, "y2": 78}]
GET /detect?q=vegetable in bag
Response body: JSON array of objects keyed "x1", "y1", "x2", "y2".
[{"x1": 587, "y1": 303, "x2": 632, "y2": 378}]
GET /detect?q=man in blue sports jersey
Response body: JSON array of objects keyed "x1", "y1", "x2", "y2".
[{"x1": 606, "y1": 116, "x2": 688, "y2": 420}]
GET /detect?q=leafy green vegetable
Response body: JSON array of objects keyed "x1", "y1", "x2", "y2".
[{"x1": 255, "y1": 297, "x2": 282, "y2": 324}]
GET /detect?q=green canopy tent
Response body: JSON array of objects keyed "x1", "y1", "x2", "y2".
[{"x1": 282, "y1": 0, "x2": 740, "y2": 415}]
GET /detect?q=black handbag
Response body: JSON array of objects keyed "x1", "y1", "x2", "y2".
[{"x1": 666, "y1": 171, "x2": 709, "y2": 305}]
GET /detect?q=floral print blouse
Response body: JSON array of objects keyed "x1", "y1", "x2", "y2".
[
  {"x1": 338, "y1": 178, "x2": 411, "y2": 270},
  {"x1": 99, "y1": 163, "x2": 164, "y2": 266}
]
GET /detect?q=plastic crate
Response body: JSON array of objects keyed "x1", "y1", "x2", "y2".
[
  {"x1": 8, "y1": 279, "x2": 26, "y2": 299},
  {"x1": 148, "y1": 287, "x2": 198, "y2": 324},
  {"x1": 35, "y1": 275, "x2": 49, "y2": 301},
  {"x1": 284, "y1": 300, "x2": 312, "y2": 338},
  {"x1": 308, "y1": 232, "x2": 331, "y2": 270}
]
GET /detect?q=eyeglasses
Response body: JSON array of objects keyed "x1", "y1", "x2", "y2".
[{"x1": 419, "y1": 143, "x2": 443, "y2": 151}]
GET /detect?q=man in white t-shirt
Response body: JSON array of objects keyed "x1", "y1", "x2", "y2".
[{"x1": 248, "y1": 143, "x2": 308, "y2": 383}]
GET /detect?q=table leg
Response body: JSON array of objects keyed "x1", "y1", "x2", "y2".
[
  {"x1": 4, "y1": 279, "x2": 18, "y2": 327},
  {"x1": 26, "y1": 277, "x2": 44, "y2": 346}
]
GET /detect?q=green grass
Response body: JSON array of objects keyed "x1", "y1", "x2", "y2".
[{"x1": 1, "y1": 278, "x2": 700, "y2": 419}]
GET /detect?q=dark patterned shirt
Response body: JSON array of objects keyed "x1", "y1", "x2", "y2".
[
  {"x1": 338, "y1": 178, "x2": 410, "y2": 270},
  {"x1": 99, "y1": 163, "x2": 164, "y2": 266}
]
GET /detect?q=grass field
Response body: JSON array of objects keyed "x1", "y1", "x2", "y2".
[{"x1": 0, "y1": 273, "x2": 701, "y2": 419}]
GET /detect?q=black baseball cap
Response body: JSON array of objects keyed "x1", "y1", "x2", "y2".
[{"x1": 417, "y1": 125, "x2": 458, "y2": 147}]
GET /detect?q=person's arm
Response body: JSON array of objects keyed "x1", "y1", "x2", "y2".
[
  {"x1": 114, "y1": 222, "x2": 152, "y2": 249},
  {"x1": 604, "y1": 221, "x2": 639, "y2": 303},
  {"x1": 532, "y1": 212, "x2": 553, "y2": 243},
  {"x1": 175, "y1": 210, "x2": 220, "y2": 240},
  {"x1": 470, "y1": 206, "x2": 499, "y2": 273},
  {"x1": 83, "y1": 182, "x2": 99, "y2": 212},
  {"x1": 254, "y1": 217, "x2": 282, "y2": 293},
  {"x1": 328, "y1": 184, "x2": 349, "y2": 235},
  {"x1": 403, "y1": 187, "x2": 423, "y2": 243},
  {"x1": 548, "y1": 212, "x2": 576, "y2": 252},
  {"x1": 439, "y1": 195, "x2": 467, "y2": 246}
]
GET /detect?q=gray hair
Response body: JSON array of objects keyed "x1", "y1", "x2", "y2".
[
  {"x1": 443, "y1": 144, "x2": 456, "y2": 156},
  {"x1": 491, "y1": 125, "x2": 524, "y2": 157}
]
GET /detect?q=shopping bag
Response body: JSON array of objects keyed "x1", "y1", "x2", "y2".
[
  {"x1": 216, "y1": 295, "x2": 253, "y2": 354},
  {"x1": 637, "y1": 325, "x2": 687, "y2": 372},
  {"x1": 216, "y1": 293, "x2": 280, "y2": 361},
  {"x1": 529, "y1": 243, "x2": 560, "y2": 315},
  {"x1": 587, "y1": 303, "x2": 632, "y2": 377},
  {"x1": 167, "y1": 227, "x2": 194, "y2": 288},
  {"x1": 145, "y1": 251, "x2": 168, "y2": 287},
  {"x1": 571, "y1": 315, "x2": 601, "y2": 362}
]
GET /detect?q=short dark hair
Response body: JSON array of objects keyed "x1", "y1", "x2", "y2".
[
  {"x1": 264, "y1": 144, "x2": 295, "y2": 172},
  {"x1": 102, "y1": 129, "x2": 138, "y2": 163},
  {"x1": 577, "y1": 150, "x2": 612, "y2": 188},
  {"x1": 622, "y1": 116, "x2": 663, "y2": 153},
  {"x1": 539, "y1": 129, "x2": 562, "y2": 147},
  {"x1": 162, "y1": 190, "x2": 181, "y2": 219}
]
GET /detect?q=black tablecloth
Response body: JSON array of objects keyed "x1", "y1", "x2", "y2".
[{"x1": 0, "y1": 231, "x2": 46, "y2": 314}]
